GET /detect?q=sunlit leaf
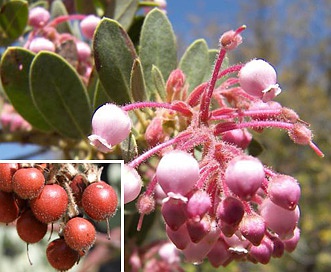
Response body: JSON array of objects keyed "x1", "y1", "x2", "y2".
[
  {"x1": 179, "y1": 39, "x2": 209, "y2": 93},
  {"x1": 93, "y1": 18, "x2": 137, "y2": 105},
  {"x1": 139, "y1": 8, "x2": 177, "y2": 94}
]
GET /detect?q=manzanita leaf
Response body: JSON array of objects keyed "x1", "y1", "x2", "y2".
[
  {"x1": 93, "y1": 18, "x2": 137, "y2": 105},
  {"x1": 139, "y1": 8, "x2": 177, "y2": 96},
  {"x1": 130, "y1": 58, "x2": 147, "y2": 102},
  {"x1": 114, "y1": 0, "x2": 139, "y2": 30},
  {"x1": 50, "y1": 0, "x2": 72, "y2": 34},
  {"x1": 74, "y1": 0, "x2": 96, "y2": 14},
  {"x1": 0, "y1": 0, "x2": 28, "y2": 45},
  {"x1": 179, "y1": 39, "x2": 209, "y2": 93},
  {"x1": 120, "y1": 132, "x2": 138, "y2": 163},
  {"x1": 0, "y1": 47, "x2": 52, "y2": 131},
  {"x1": 151, "y1": 65, "x2": 166, "y2": 101},
  {"x1": 93, "y1": 80, "x2": 112, "y2": 110},
  {"x1": 30, "y1": 52, "x2": 92, "y2": 139}
]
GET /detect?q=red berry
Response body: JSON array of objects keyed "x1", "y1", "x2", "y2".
[
  {"x1": 12, "y1": 168, "x2": 45, "y2": 199},
  {"x1": 82, "y1": 181, "x2": 118, "y2": 221},
  {"x1": 70, "y1": 174, "x2": 87, "y2": 207},
  {"x1": 30, "y1": 184, "x2": 68, "y2": 223},
  {"x1": 0, "y1": 191, "x2": 20, "y2": 223},
  {"x1": 64, "y1": 217, "x2": 96, "y2": 252},
  {"x1": 0, "y1": 163, "x2": 18, "y2": 192},
  {"x1": 16, "y1": 209, "x2": 47, "y2": 243},
  {"x1": 46, "y1": 238, "x2": 79, "y2": 271}
]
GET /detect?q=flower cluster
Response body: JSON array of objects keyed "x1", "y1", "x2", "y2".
[
  {"x1": 89, "y1": 25, "x2": 323, "y2": 268},
  {"x1": 25, "y1": 7, "x2": 99, "y2": 82}
]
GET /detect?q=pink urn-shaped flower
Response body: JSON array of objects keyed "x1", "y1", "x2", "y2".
[
  {"x1": 224, "y1": 155, "x2": 265, "y2": 200},
  {"x1": 156, "y1": 150, "x2": 199, "y2": 196},
  {"x1": 88, "y1": 103, "x2": 132, "y2": 153},
  {"x1": 239, "y1": 59, "x2": 281, "y2": 102}
]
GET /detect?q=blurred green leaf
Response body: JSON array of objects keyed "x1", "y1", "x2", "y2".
[
  {"x1": 114, "y1": 0, "x2": 139, "y2": 30},
  {"x1": 247, "y1": 138, "x2": 264, "y2": 156},
  {"x1": 179, "y1": 39, "x2": 209, "y2": 93},
  {"x1": 0, "y1": 0, "x2": 28, "y2": 45},
  {"x1": 93, "y1": 18, "x2": 137, "y2": 105},
  {"x1": 127, "y1": 15, "x2": 144, "y2": 47},
  {"x1": 30, "y1": 52, "x2": 92, "y2": 139},
  {"x1": 151, "y1": 65, "x2": 166, "y2": 101},
  {"x1": 139, "y1": 8, "x2": 177, "y2": 94},
  {"x1": 0, "y1": 47, "x2": 52, "y2": 132},
  {"x1": 50, "y1": 0, "x2": 72, "y2": 34},
  {"x1": 74, "y1": 0, "x2": 96, "y2": 14}
]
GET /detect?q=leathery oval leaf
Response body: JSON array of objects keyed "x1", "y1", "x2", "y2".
[
  {"x1": 93, "y1": 18, "x2": 137, "y2": 105},
  {"x1": 0, "y1": 47, "x2": 52, "y2": 131},
  {"x1": 30, "y1": 51, "x2": 92, "y2": 139}
]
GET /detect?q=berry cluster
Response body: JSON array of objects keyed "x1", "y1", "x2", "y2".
[
  {"x1": 0, "y1": 163, "x2": 118, "y2": 271},
  {"x1": 87, "y1": 26, "x2": 323, "y2": 269}
]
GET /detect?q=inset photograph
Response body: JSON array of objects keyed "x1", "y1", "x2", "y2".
[{"x1": 0, "y1": 161, "x2": 122, "y2": 272}]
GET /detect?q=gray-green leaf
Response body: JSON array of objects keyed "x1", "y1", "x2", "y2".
[
  {"x1": 93, "y1": 18, "x2": 137, "y2": 105},
  {"x1": 139, "y1": 8, "x2": 177, "y2": 96},
  {"x1": 30, "y1": 52, "x2": 92, "y2": 139}
]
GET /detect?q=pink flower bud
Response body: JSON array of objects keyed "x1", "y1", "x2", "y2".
[
  {"x1": 283, "y1": 227, "x2": 300, "y2": 252},
  {"x1": 145, "y1": 117, "x2": 166, "y2": 147},
  {"x1": 207, "y1": 239, "x2": 232, "y2": 268},
  {"x1": 88, "y1": 103, "x2": 132, "y2": 153},
  {"x1": 216, "y1": 196, "x2": 244, "y2": 226},
  {"x1": 268, "y1": 175, "x2": 301, "y2": 210},
  {"x1": 239, "y1": 59, "x2": 281, "y2": 102},
  {"x1": 239, "y1": 214, "x2": 266, "y2": 246},
  {"x1": 186, "y1": 190, "x2": 211, "y2": 220},
  {"x1": 28, "y1": 7, "x2": 50, "y2": 28},
  {"x1": 162, "y1": 197, "x2": 187, "y2": 231},
  {"x1": 271, "y1": 236, "x2": 285, "y2": 258},
  {"x1": 76, "y1": 40, "x2": 91, "y2": 61},
  {"x1": 249, "y1": 236, "x2": 274, "y2": 264},
  {"x1": 221, "y1": 128, "x2": 252, "y2": 149},
  {"x1": 156, "y1": 150, "x2": 199, "y2": 196},
  {"x1": 260, "y1": 198, "x2": 300, "y2": 239},
  {"x1": 224, "y1": 155, "x2": 265, "y2": 200},
  {"x1": 166, "y1": 223, "x2": 190, "y2": 250},
  {"x1": 288, "y1": 123, "x2": 312, "y2": 145},
  {"x1": 80, "y1": 15, "x2": 101, "y2": 39},
  {"x1": 136, "y1": 193, "x2": 155, "y2": 215},
  {"x1": 166, "y1": 69, "x2": 186, "y2": 101},
  {"x1": 29, "y1": 37, "x2": 55, "y2": 53},
  {"x1": 182, "y1": 220, "x2": 220, "y2": 264},
  {"x1": 123, "y1": 165, "x2": 142, "y2": 204},
  {"x1": 220, "y1": 30, "x2": 243, "y2": 51},
  {"x1": 186, "y1": 215, "x2": 211, "y2": 243}
]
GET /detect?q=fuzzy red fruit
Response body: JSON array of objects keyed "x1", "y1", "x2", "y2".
[
  {"x1": 0, "y1": 191, "x2": 20, "y2": 223},
  {"x1": 16, "y1": 209, "x2": 47, "y2": 243},
  {"x1": 82, "y1": 181, "x2": 117, "y2": 221},
  {"x1": 30, "y1": 184, "x2": 68, "y2": 223},
  {"x1": 64, "y1": 217, "x2": 96, "y2": 252},
  {"x1": 46, "y1": 238, "x2": 79, "y2": 271},
  {"x1": 0, "y1": 163, "x2": 18, "y2": 192},
  {"x1": 12, "y1": 168, "x2": 45, "y2": 199}
]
